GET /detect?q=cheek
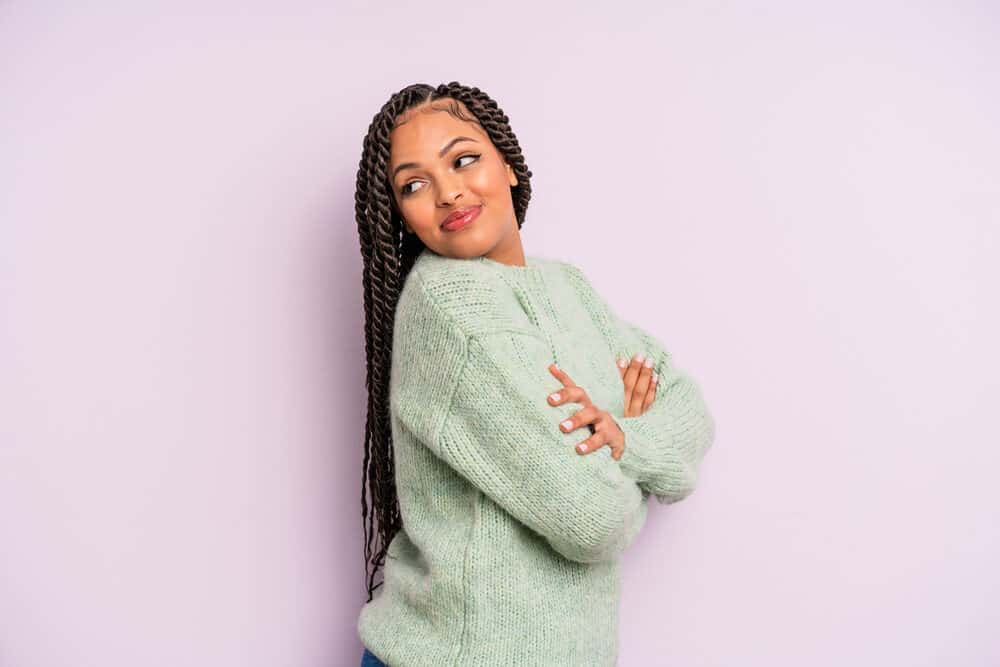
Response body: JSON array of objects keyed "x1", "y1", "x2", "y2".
[
  {"x1": 467, "y1": 163, "x2": 512, "y2": 195},
  {"x1": 399, "y1": 196, "x2": 438, "y2": 230}
]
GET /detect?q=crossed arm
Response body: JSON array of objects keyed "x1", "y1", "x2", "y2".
[
  {"x1": 563, "y1": 264, "x2": 717, "y2": 505},
  {"x1": 395, "y1": 268, "x2": 714, "y2": 568}
]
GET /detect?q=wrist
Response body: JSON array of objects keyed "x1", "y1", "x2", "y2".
[{"x1": 614, "y1": 415, "x2": 653, "y2": 482}]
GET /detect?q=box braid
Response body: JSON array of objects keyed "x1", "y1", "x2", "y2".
[{"x1": 354, "y1": 81, "x2": 533, "y2": 602}]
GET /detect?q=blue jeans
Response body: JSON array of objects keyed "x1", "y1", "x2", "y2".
[{"x1": 361, "y1": 646, "x2": 388, "y2": 667}]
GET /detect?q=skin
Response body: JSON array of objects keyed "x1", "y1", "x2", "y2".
[
  {"x1": 546, "y1": 354, "x2": 658, "y2": 461},
  {"x1": 618, "y1": 353, "x2": 659, "y2": 417},
  {"x1": 388, "y1": 98, "x2": 658, "y2": 460},
  {"x1": 388, "y1": 98, "x2": 523, "y2": 266}
]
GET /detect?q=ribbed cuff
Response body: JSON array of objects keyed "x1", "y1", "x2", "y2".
[{"x1": 614, "y1": 414, "x2": 698, "y2": 502}]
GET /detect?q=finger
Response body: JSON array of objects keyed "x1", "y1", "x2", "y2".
[
  {"x1": 574, "y1": 427, "x2": 607, "y2": 455},
  {"x1": 600, "y1": 435, "x2": 624, "y2": 460},
  {"x1": 558, "y1": 403, "x2": 600, "y2": 436},
  {"x1": 627, "y1": 354, "x2": 654, "y2": 416},
  {"x1": 611, "y1": 440, "x2": 625, "y2": 461},
  {"x1": 547, "y1": 363, "x2": 578, "y2": 388},
  {"x1": 574, "y1": 414, "x2": 617, "y2": 456},
  {"x1": 641, "y1": 370, "x2": 658, "y2": 414},
  {"x1": 622, "y1": 353, "x2": 645, "y2": 416},
  {"x1": 617, "y1": 356, "x2": 638, "y2": 416},
  {"x1": 607, "y1": 416, "x2": 625, "y2": 460},
  {"x1": 547, "y1": 384, "x2": 590, "y2": 407}
]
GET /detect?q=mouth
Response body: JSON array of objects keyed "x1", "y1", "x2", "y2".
[{"x1": 440, "y1": 205, "x2": 482, "y2": 232}]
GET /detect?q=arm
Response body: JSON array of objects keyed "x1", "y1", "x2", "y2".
[
  {"x1": 393, "y1": 270, "x2": 648, "y2": 564},
  {"x1": 563, "y1": 264, "x2": 716, "y2": 505},
  {"x1": 440, "y1": 328, "x2": 649, "y2": 563},
  {"x1": 611, "y1": 319, "x2": 716, "y2": 505}
]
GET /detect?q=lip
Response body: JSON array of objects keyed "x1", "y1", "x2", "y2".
[{"x1": 440, "y1": 205, "x2": 482, "y2": 232}]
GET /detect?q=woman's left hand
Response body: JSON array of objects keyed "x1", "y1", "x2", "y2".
[
  {"x1": 617, "y1": 353, "x2": 658, "y2": 417},
  {"x1": 545, "y1": 363, "x2": 626, "y2": 461}
]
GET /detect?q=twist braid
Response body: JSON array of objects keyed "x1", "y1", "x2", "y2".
[{"x1": 354, "y1": 82, "x2": 533, "y2": 602}]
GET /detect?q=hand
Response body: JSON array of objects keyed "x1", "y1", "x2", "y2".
[
  {"x1": 546, "y1": 363, "x2": 626, "y2": 461},
  {"x1": 617, "y1": 353, "x2": 658, "y2": 417}
]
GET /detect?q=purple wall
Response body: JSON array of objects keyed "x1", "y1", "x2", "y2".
[{"x1": 2, "y1": 2, "x2": 998, "y2": 665}]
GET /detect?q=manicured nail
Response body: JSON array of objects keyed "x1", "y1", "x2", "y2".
[
  {"x1": 577, "y1": 443, "x2": 588, "y2": 452},
  {"x1": 644, "y1": 357, "x2": 654, "y2": 368},
  {"x1": 652, "y1": 371, "x2": 658, "y2": 383},
  {"x1": 617, "y1": 358, "x2": 627, "y2": 369},
  {"x1": 549, "y1": 392, "x2": 560, "y2": 402},
  {"x1": 634, "y1": 353, "x2": 646, "y2": 363},
  {"x1": 561, "y1": 419, "x2": 572, "y2": 430}
]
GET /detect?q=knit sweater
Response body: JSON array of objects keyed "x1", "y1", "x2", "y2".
[{"x1": 357, "y1": 248, "x2": 715, "y2": 666}]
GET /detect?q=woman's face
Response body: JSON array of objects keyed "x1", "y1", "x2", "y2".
[{"x1": 388, "y1": 99, "x2": 520, "y2": 261}]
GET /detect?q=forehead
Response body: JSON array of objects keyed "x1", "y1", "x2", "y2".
[{"x1": 389, "y1": 102, "x2": 488, "y2": 162}]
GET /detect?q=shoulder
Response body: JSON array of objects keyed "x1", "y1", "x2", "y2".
[
  {"x1": 411, "y1": 247, "x2": 492, "y2": 292},
  {"x1": 400, "y1": 250, "x2": 600, "y2": 336},
  {"x1": 398, "y1": 249, "x2": 507, "y2": 337}
]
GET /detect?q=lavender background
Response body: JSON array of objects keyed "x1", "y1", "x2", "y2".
[{"x1": 2, "y1": 2, "x2": 998, "y2": 665}]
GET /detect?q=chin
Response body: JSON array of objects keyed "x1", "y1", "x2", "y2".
[{"x1": 435, "y1": 231, "x2": 497, "y2": 259}]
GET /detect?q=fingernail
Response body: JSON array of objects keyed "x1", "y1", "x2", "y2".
[
  {"x1": 644, "y1": 357, "x2": 654, "y2": 368},
  {"x1": 577, "y1": 444, "x2": 588, "y2": 452},
  {"x1": 561, "y1": 419, "x2": 572, "y2": 430},
  {"x1": 617, "y1": 358, "x2": 627, "y2": 369},
  {"x1": 652, "y1": 371, "x2": 658, "y2": 383},
  {"x1": 549, "y1": 392, "x2": 560, "y2": 402},
  {"x1": 635, "y1": 353, "x2": 646, "y2": 363}
]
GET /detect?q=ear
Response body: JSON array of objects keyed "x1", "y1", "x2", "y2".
[{"x1": 506, "y1": 162, "x2": 518, "y2": 187}]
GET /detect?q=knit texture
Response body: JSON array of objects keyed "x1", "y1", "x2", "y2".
[{"x1": 357, "y1": 248, "x2": 715, "y2": 666}]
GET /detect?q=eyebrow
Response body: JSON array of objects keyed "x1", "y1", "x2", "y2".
[{"x1": 391, "y1": 136, "x2": 480, "y2": 181}]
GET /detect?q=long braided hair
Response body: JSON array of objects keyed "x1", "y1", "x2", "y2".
[{"x1": 355, "y1": 82, "x2": 534, "y2": 602}]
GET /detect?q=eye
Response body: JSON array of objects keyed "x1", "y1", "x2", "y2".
[
  {"x1": 399, "y1": 154, "x2": 481, "y2": 197},
  {"x1": 400, "y1": 180, "x2": 424, "y2": 197}
]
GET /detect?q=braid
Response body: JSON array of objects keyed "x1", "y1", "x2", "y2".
[{"x1": 355, "y1": 82, "x2": 533, "y2": 602}]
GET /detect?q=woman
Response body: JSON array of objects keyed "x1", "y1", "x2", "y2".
[{"x1": 354, "y1": 81, "x2": 715, "y2": 666}]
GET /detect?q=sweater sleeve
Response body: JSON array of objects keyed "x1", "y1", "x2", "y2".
[
  {"x1": 439, "y1": 328, "x2": 649, "y2": 563},
  {"x1": 611, "y1": 319, "x2": 716, "y2": 505},
  {"x1": 394, "y1": 270, "x2": 648, "y2": 564},
  {"x1": 563, "y1": 264, "x2": 716, "y2": 505}
]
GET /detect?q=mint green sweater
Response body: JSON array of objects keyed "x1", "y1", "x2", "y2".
[{"x1": 357, "y1": 248, "x2": 715, "y2": 666}]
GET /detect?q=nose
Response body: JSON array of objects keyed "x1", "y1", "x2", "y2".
[{"x1": 436, "y1": 170, "x2": 465, "y2": 207}]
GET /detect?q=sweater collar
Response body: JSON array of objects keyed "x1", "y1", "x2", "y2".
[
  {"x1": 475, "y1": 254, "x2": 544, "y2": 279},
  {"x1": 412, "y1": 248, "x2": 546, "y2": 283}
]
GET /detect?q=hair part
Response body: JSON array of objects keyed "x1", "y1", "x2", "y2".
[{"x1": 354, "y1": 81, "x2": 533, "y2": 602}]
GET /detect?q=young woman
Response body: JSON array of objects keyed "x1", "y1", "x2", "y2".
[{"x1": 353, "y1": 81, "x2": 715, "y2": 666}]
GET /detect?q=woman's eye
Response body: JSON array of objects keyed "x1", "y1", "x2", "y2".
[
  {"x1": 399, "y1": 154, "x2": 480, "y2": 197},
  {"x1": 401, "y1": 181, "x2": 424, "y2": 196}
]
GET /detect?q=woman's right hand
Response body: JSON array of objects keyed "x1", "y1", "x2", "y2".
[
  {"x1": 617, "y1": 353, "x2": 658, "y2": 417},
  {"x1": 546, "y1": 363, "x2": 626, "y2": 461}
]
